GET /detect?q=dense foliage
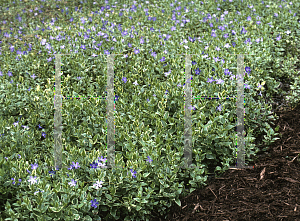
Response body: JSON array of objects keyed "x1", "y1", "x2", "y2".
[{"x1": 0, "y1": 0, "x2": 299, "y2": 220}]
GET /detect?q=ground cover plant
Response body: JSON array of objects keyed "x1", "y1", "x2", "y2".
[
  {"x1": 0, "y1": 0, "x2": 300, "y2": 220},
  {"x1": 154, "y1": 103, "x2": 300, "y2": 220}
]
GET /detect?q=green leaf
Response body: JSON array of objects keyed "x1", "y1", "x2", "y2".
[
  {"x1": 174, "y1": 198, "x2": 181, "y2": 207},
  {"x1": 220, "y1": 142, "x2": 232, "y2": 147},
  {"x1": 49, "y1": 206, "x2": 64, "y2": 213},
  {"x1": 215, "y1": 166, "x2": 222, "y2": 171},
  {"x1": 206, "y1": 154, "x2": 215, "y2": 160},
  {"x1": 158, "y1": 101, "x2": 164, "y2": 110},
  {"x1": 83, "y1": 215, "x2": 93, "y2": 221},
  {"x1": 159, "y1": 179, "x2": 165, "y2": 186},
  {"x1": 155, "y1": 136, "x2": 160, "y2": 144},
  {"x1": 105, "y1": 193, "x2": 112, "y2": 201},
  {"x1": 134, "y1": 198, "x2": 141, "y2": 202},
  {"x1": 139, "y1": 139, "x2": 146, "y2": 147},
  {"x1": 163, "y1": 111, "x2": 169, "y2": 120},
  {"x1": 161, "y1": 120, "x2": 167, "y2": 128},
  {"x1": 77, "y1": 203, "x2": 84, "y2": 209},
  {"x1": 143, "y1": 173, "x2": 150, "y2": 178},
  {"x1": 140, "y1": 199, "x2": 148, "y2": 204},
  {"x1": 225, "y1": 124, "x2": 235, "y2": 130},
  {"x1": 40, "y1": 204, "x2": 49, "y2": 213},
  {"x1": 74, "y1": 214, "x2": 80, "y2": 220}
]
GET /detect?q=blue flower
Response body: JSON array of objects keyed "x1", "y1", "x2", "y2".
[
  {"x1": 91, "y1": 199, "x2": 99, "y2": 208},
  {"x1": 244, "y1": 84, "x2": 251, "y2": 89},
  {"x1": 31, "y1": 163, "x2": 38, "y2": 170},
  {"x1": 207, "y1": 77, "x2": 214, "y2": 83},
  {"x1": 68, "y1": 179, "x2": 77, "y2": 187}
]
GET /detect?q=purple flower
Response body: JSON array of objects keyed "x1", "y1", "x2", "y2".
[
  {"x1": 31, "y1": 163, "x2": 38, "y2": 170},
  {"x1": 68, "y1": 179, "x2": 77, "y2": 187},
  {"x1": 245, "y1": 67, "x2": 251, "y2": 74},
  {"x1": 276, "y1": 34, "x2": 281, "y2": 41},
  {"x1": 215, "y1": 79, "x2": 224, "y2": 85},
  {"x1": 207, "y1": 77, "x2": 214, "y2": 83},
  {"x1": 195, "y1": 68, "x2": 201, "y2": 75},
  {"x1": 241, "y1": 27, "x2": 247, "y2": 35},
  {"x1": 71, "y1": 162, "x2": 80, "y2": 169},
  {"x1": 90, "y1": 161, "x2": 98, "y2": 169},
  {"x1": 91, "y1": 199, "x2": 99, "y2": 208},
  {"x1": 224, "y1": 69, "x2": 231, "y2": 75},
  {"x1": 128, "y1": 169, "x2": 137, "y2": 178},
  {"x1": 41, "y1": 39, "x2": 46, "y2": 45},
  {"x1": 151, "y1": 51, "x2": 157, "y2": 58}
]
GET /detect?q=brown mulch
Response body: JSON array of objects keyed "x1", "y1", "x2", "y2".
[{"x1": 149, "y1": 97, "x2": 300, "y2": 221}]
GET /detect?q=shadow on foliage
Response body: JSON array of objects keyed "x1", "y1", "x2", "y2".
[{"x1": 149, "y1": 101, "x2": 300, "y2": 220}]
